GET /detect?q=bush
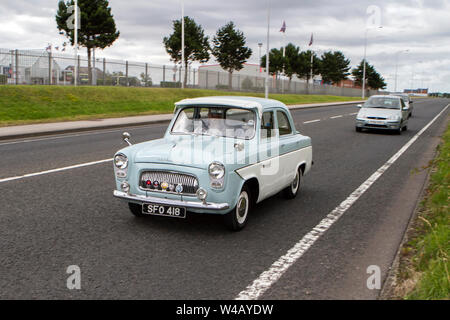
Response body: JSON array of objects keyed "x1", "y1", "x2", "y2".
[
  {"x1": 0, "y1": 74, "x2": 7, "y2": 85},
  {"x1": 216, "y1": 84, "x2": 230, "y2": 90}
]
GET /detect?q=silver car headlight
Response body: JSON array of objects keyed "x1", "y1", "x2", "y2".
[
  {"x1": 387, "y1": 115, "x2": 400, "y2": 121},
  {"x1": 114, "y1": 153, "x2": 128, "y2": 169},
  {"x1": 208, "y1": 161, "x2": 225, "y2": 179},
  {"x1": 208, "y1": 161, "x2": 225, "y2": 189}
]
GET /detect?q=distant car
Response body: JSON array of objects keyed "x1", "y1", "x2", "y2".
[
  {"x1": 355, "y1": 95, "x2": 409, "y2": 134},
  {"x1": 113, "y1": 96, "x2": 313, "y2": 230},
  {"x1": 391, "y1": 93, "x2": 413, "y2": 117}
]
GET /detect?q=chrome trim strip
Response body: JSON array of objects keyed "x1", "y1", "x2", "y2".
[{"x1": 113, "y1": 190, "x2": 229, "y2": 210}]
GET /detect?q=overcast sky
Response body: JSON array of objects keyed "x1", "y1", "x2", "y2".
[{"x1": 1, "y1": 0, "x2": 449, "y2": 92}]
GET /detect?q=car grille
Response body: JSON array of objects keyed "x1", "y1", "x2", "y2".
[
  {"x1": 140, "y1": 171, "x2": 199, "y2": 195},
  {"x1": 367, "y1": 116, "x2": 387, "y2": 120}
]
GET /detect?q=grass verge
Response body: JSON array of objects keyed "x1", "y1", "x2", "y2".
[
  {"x1": 0, "y1": 85, "x2": 362, "y2": 126},
  {"x1": 391, "y1": 120, "x2": 449, "y2": 299}
]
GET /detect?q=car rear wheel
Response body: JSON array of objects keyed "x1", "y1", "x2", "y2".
[
  {"x1": 284, "y1": 168, "x2": 302, "y2": 199},
  {"x1": 225, "y1": 185, "x2": 250, "y2": 231},
  {"x1": 128, "y1": 203, "x2": 145, "y2": 217},
  {"x1": 355, "y1": 127, "x2": 362, "y2": 132}
]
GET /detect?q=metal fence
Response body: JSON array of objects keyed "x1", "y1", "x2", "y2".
[{"x1": 0, "y1": 48, "x2": 378, "y2": 97}]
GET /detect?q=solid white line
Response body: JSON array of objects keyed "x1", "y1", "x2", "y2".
[
  {"x1": 235, "y1": 103, "x2": 449, "y2": 300},
  {"x1": 0, "y1": 158, "x2": 113, "y2": 184},
  {"x1": 303, "y1": 119, "x2": 321, "y2": 124},
  {"x1": 330, "y1": 115, "x2": 343, "y2": 119},
  {"x1": 0, "y1": 123, "x2": 168, "y2": 147}
]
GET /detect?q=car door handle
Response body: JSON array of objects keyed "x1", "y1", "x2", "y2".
[{"x1": 262, "y1": 161, "x2": 271, "y2": 168}]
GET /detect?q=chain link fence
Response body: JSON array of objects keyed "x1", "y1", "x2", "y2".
[{"x1": 0, "y1": 48, "x2": 378, "y2": 97}]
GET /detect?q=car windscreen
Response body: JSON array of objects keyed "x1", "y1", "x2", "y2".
[
  {"x1": 392, "y1": 95, "x2": 409, "y2": 103},
  {"x1": 171, "y1": 106, "x2": 256, "y2": 140},
  {"x1": 363, "y1": 97, "x2": 401, "y2": 109}
]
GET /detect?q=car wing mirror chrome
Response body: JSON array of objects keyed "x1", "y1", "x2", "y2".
[{"x1": 122, "y1": 132, "x2": 132, "y2": 146}]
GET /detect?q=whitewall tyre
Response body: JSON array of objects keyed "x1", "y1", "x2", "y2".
[
  {"x1": 225, "y1": 185, "x2": 250, "y2": 231},
  {"x1": 284, "y1": 168, "x2": 301, "y2": 199}
]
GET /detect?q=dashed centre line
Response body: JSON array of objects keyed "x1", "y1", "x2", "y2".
[{"x1": 303, "y1": 119, "x2": 321, "y2": 124}]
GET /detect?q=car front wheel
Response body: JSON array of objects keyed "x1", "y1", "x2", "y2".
[{"x1": 225, "y1": 185, "x2": 250, "y2": 231}]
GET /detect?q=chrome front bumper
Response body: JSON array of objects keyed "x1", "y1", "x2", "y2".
[{"x1": 113, "y1": 190, "x2": 230, "y2": 211}]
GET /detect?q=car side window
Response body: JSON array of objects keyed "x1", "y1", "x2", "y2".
[
  {"x1": 276, "y1": 111, "x2": 292, "y2": 136},
  {"x1": 400, "y1": 99, "x2": 405, "y2": 109},
  {"x1": 261, "y1": 111, "x2": 274, "y2": 139}
]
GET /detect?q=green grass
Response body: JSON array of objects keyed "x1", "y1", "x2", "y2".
[
  {"x1": 0, "y1": 85, "x2": 362, "y2": 126},
  {"x1": 400, "y1": 123, "x2": 450, "y2": 300}
]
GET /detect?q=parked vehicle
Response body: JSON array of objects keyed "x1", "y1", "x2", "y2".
[
  {"x1": 113, "y1": 96, "x2": 313, "y2": 230},
  {"x1": 355, "y1": 95, "x2": 409, "y2": 134}
]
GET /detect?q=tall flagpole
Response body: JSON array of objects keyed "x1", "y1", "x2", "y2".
[
  {"x1": 282, "y1": 27, "x2": 285, "y2": 93},
  {"x1": 265, "y1": 0, "x2": 270, "y2": 99},
  {"x1": 181, "y1": 0, "x2": 185, "y2": 89}
]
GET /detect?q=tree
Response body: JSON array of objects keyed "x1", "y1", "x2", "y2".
[
  {"x1": 296, "y1": 50, "x2": 321, "y2": 84},
  {"x1": 212, "y1": 22, "x2": 252, "y2": 88},
  {"x1": 261, "y1": 48, "x2": 284, "y2": 77},
  {"x1": 282, "y1": 43, "x2": 301, "y2": 86},
  {"x1": 140, "y1": 73, "x2": 152, "y2": 87},
  {"x1": 56, "y1": 0, "x2": 120, "y2": 85},
  {"x1": 351, "y1": 60, "x2": 386, "y2": 90},
  {"x1": 319, "y1": 51, "x2": 351, "y2": 84},
  {"x1": 163, "y1": 16, "x2": 210, "y2": 87}
]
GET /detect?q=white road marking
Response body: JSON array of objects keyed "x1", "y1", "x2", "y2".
[
  {"x1": 0, "y1": 158, "x2": 113, "y2": 184},
  {"x1": 303, "y1": 119, "x2": 321, "y2": 124},
  {"x1": 235, "y1": 103, "x2": 449, "y2": 300},
  {"x1": 0, "y1": 123, "x2": 168, "y2": 147},
  {"x1": 348, "y1": 112, "x2": 358, "y2": 115},
  {"x1": 330, "y1": 115, "x2": 343, "y2": 119}
]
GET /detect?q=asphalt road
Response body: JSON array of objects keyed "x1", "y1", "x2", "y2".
[{"x1": 0, "y1": 98, "x2": 448, "y2": 299}]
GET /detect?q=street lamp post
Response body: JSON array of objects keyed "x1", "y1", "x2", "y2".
[
  {"x1": 394, "y1": 49, "x2": 409, "y2": 92},
  {"x1": 362, "y1": 26, "x2": 382, "y2": 99},
  {"x1": 258, "y1": 43, "x2": 263, "y2": 73},
  {"x1": 265, "y1": 0, "x2": 270, "y2": 99},
  {"x1": 181, "y1": 0, "x2": 185, "y2": 89},
  {"x1": 74, "y1": 0, "x2": 78, "y2": 86}
]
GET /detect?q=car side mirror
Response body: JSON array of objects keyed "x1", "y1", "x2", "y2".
[
  {"x1": 122, "y1": 132, "x2": 132, "y2": 146},
  {"x1": 357, "y1": 104, "x2": 362, "y2": 108},
  {"x1": 409, "y1": 100, "x2": 413, "y2": 104}
]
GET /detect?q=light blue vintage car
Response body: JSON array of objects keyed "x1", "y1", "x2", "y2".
[{"x1": 113, "y1": 96, "x2": 313, "y2": 230}]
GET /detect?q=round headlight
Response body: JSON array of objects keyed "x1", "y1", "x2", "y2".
[
  {"x1": 114, "y1": 153, "x2": 128, "y2": 169},
  {"x1": 208, "y1": 162, "x2": 225, "y2": 179}
]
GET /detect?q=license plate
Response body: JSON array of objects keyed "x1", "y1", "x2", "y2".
[
  {"x1": 368, "y1": 120, "x2": 385, "y2": 125},
  {"x1": 142, "y1": 203, "x2": 186, "y2": 218}
]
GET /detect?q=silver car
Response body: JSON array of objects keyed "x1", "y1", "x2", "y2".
[
  {"x1": 391, "y1": 93, "x2": 413, "y2": 118},
  {"x1": 355, "y1": 95, "x2": 409, "y2": 134}
]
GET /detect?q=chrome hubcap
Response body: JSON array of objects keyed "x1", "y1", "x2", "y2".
[
  {"x1": 236, "y1": 191, "x2": 248, "y2": 224},
  {"x1": 291, "y1": 171, "x2": 300, "y2": 193}
]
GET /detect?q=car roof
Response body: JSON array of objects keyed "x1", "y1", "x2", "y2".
[
  {"x1": 369, "y1": 95, "x2": 402, "y2": 99},
  {"x1": 175, "y1": 96, "x2": 289, "y2": 116}
]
